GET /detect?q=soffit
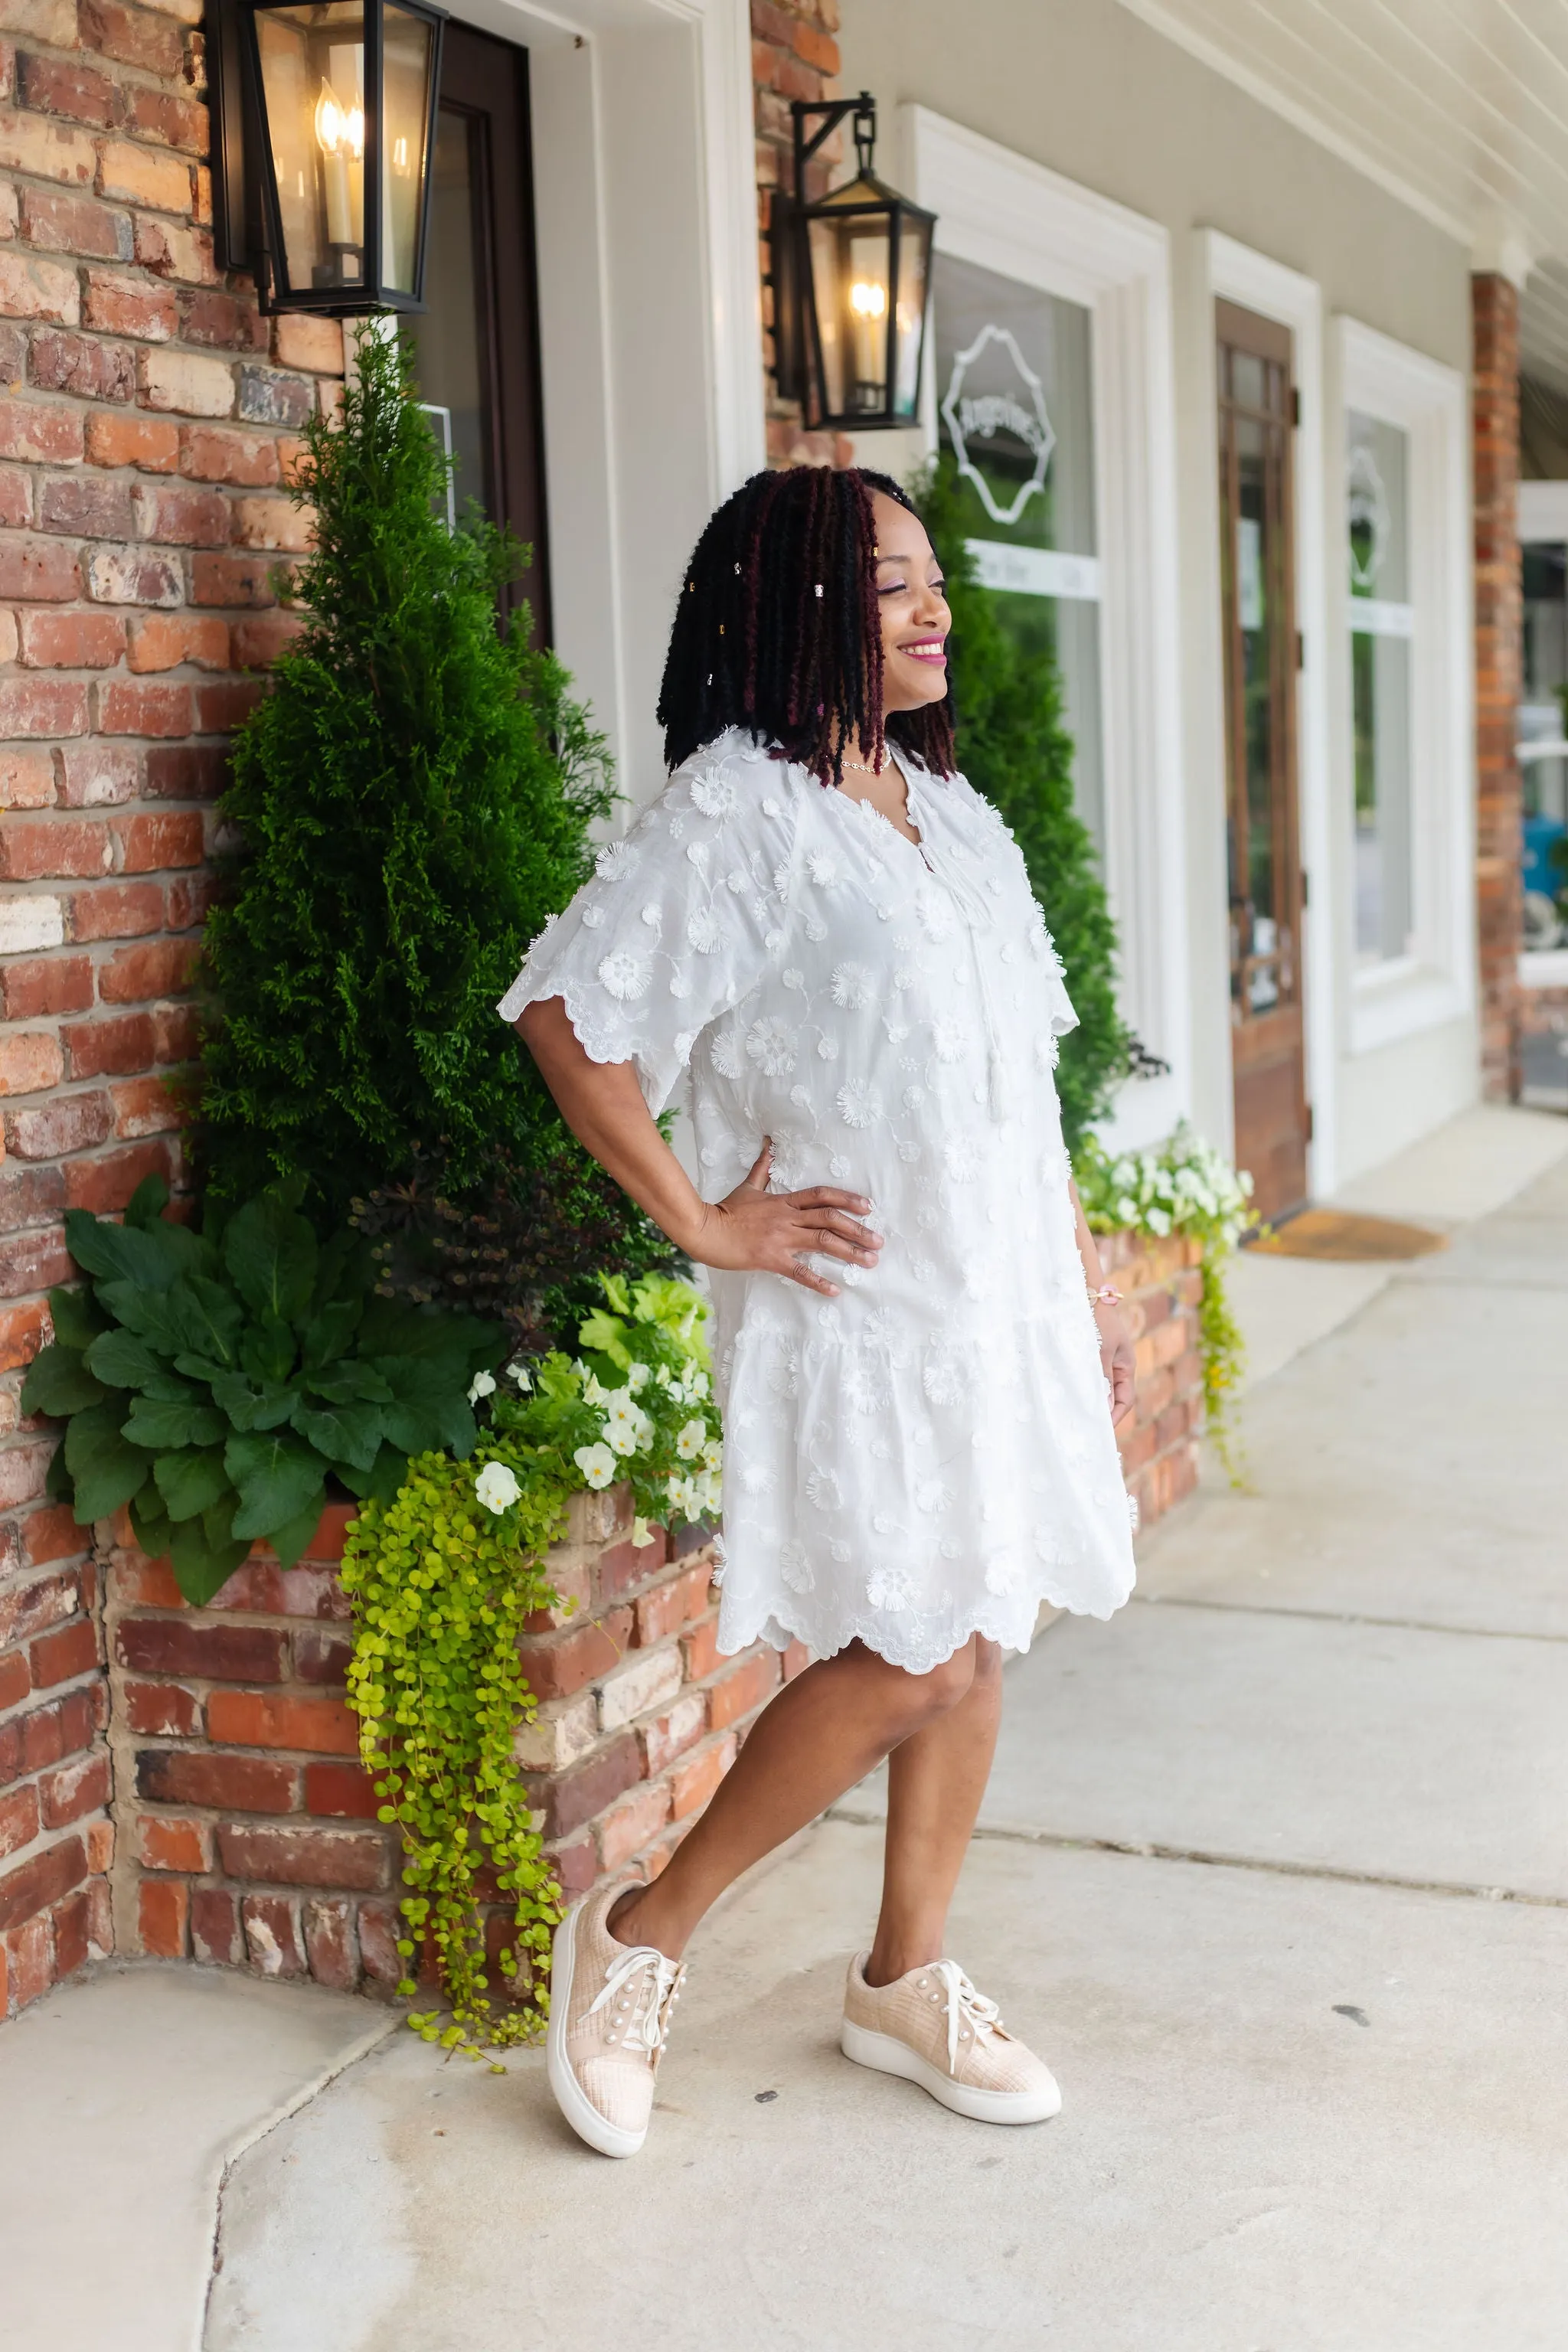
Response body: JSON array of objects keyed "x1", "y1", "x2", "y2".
[{"x1": 1114, "y1": 0, "x2": 1568, "y2": 394}]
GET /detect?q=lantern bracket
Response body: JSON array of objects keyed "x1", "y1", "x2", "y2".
[{"x1": 769, "y1": 92, "x2": 876, "y2": 409}]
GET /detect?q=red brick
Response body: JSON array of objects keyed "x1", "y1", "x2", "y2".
[
  {"x1": 126, "y1": 611, "x2": 227, "y2": 671},
  {"x1": 518, "y1": 1607, "x2": 633, "y2": 1703},
  {"x1": 17, "y1": 609, "x2": 124, "y2": 668},
  {"x1": 0, "y1": 463, "x2": 31, "y2": 529},
  {"x1": 0, "y1": 250, "x2": 80, "y2": 322},
  {"x1": 356, "y1": 1898, "x2": 400, "y2": 1984},
  {"x1": 37, "y1": 471, "x2": 131, "y2": 535},
  {"x1": 528, "y1": 1730, "x2": 642, "y2": 1842},
  {"x1": 0, "y1": 1299, "x2": 49, "y2": 1373},
  {"x1": 63, "y1": 1135, "x2": 175, "y2": 1212},
  {"x1": 0, "y1": 743, "x2": 54, "y2": 806},
  {"x1": 272, "y1": 313, "x2": 344, "y2": 374},
  {"x1": 0, "y1": 815, "x2": 113, "y2": 881},
  {"x1": 83, "y1": 544, "x2": 183, "y2": 606},
  {"x1": 707, "y1": 1647, "x2": 780, "y2": 1733},
  {"x1": 116, "y1": 1618, "x2": 286, "y2": 1683},
  {"x1": 632, "y1": 1557, "x2": 711, "y2": 1647},
  {"x1": 0, "y1": 675, "x2": 90, "y2": 738},
  {"x1": 190, "y1": 1883, "x2": 240, "y2": 1964},
  {"x1": 80, "y1": 268, "x2": 177, "y2": 341},
  {"x1": 165, "y1": 871, "x2": 215, "y2": 928},
  {"x1": 28, "y1": 329, "x2": 136, "y2": 403},
  {"x1": 0, "y1": 1653, "x2": 28, "y2": 1711},
  {"x1": 112, "y1": 1073, "x2": 179, "y2": 1136},
  {"x1": 132, "y1": 480, "x2": 230, "y2": 547},
  {"x1": 133, "y1": 217, "x2": 218, "y2": 289},
  {"x1": 0, "y1": 1031, "x2": 64, "y2": 1095},
  {"x1": 58, "y1": 740, "x2": 140, "y2": 806},
  {"x1": 302, "y1": 1759, "x2": 378, "y2": 1818},
  {"x1": 178, "y1": 423, "x2": 277, "y2": 486},
  {"x1": 61, "y1": 1010, "x2": 154, "y2": 1078},
  {"x1": 0, "y1": 1830, "x2": 84, "y2": 1932},
  {"x1": 293, "y1": 1628, "x2": 352, "y2": 1685},
  {"x1": 136, "y1": 1812, "x2": 211, "y2": 1871},
  {"x1": 230, "y1": 609, "x2": 305, "y2": 668},
  {"x1": 180, "y1": 286, "x2": 267, "y2": 352},
  {"x1": 0, "y1": 1782, "x2": 40, "y2": 1858},
  {"x1": 237, "y1": 364, "x2": 312, "y2": 429},
  {"x1": 597, "y1": 1778, "x2": 671, "y2": 1871},
  {"x1": 16, "y1": 50, "x2": 121, "y2": 129},
  {"x1": 29, "y1": 1615, "x2": 96, "y2": 1689},
  {"x1": 681, "y1": 1613, "x2": 722, "y2": 1683},
  {"x1": 303, "y1": 1893, "x2": 358, "y2": 1988},
  {"x1": 122, "y1": 83, "x2": 207, "y2": 155},
  {"x1": 96, "y1": 933, "x2": 194, "y2": 995},
  {"x1": 21, "y1": 1505, "x2": 88, "y2": 1568},
  {"x1": 0, "y1": 534, "x2": 80, "y2": 601},
  {"x1": 0, "y1": 1162, "x2": 68, "y2": 1237},
  {"x1": 153, "y1": 1001, "x2": 199, "y2": 1061},
  {"x1": 96, "y1": 678, "x2": 192, "y2": 738},
  {"x1": 547, "y1": 1832, "x2": 598, "y2": 1901},
  {"x1": 136, "y1": 1747, "x2": 297, "y2": 1812},
  {"x1": 51, "y1": 1883, "x2": 90, "y2": 1979},
  {"x1": 143, "y1": 742, "x2": 227, "y2": 799},
  {"x1": 194, "y1": 1557, "x2": 283, "y2": 1613},
  {"x1": 241, "y1": 1891, "x2": 303, "y2": 1975},
  {"x1": 206, "y1": 1690, "x2": 360, "y2": 1756},
  {"x1": 5, "y1": 1087, "x2": 111, "y2": 1164},
  {"x1": 86, "y1": 410, "x2": 179, "y2": 470},
  {"x1": 5, "y1": 1913, "x2": 53, "y2": 2010},
  {"x1": 111, "y1": 1549, "x2": 182, "y2": 1606},
  {"x1": 40, "y1": 1748, "x2": 108, "y2": 1829},
  {"x1": 0, "y1": 1436, "x2": 54, "y2": 1508},
  {"x1": 86, "y1": 1870, "x2": 113, "y2": 1954},
  {"x1": 190, "y1": 550, "x2": 279, "y2": 606},
  {"x1": 0, "y1": 1219, "x2": 72, "y2": 1292},
  {"x1": 195, "y1": 678, "x2": 263, "y2": 732},
  {"x1": 217, "y1": 1821, "x2": 392, "y2": 1892},
  {"x1": 138, "y1": 1872, "x2": 188, "y2": 1955},
  {"x1": 19, "y1": 186, "x2": 126, "y2": 259},
  {"x1": 122, "y1": 1677, "x2": 200, "y2": 1736},
  {"x1": 669, "y1": 1732, "x2": 737, "y2": 1821}
]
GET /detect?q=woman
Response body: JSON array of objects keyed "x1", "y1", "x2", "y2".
[{"x1": 501, "y1": 465, "x2": 1136, "y2": 2159}]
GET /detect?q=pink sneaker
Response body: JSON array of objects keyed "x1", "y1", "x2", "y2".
[
  {"x1": 546, "y1": 1885, "x2": 685, "y2": 2158},
  {"x1": 841, "y1": 1953, "x2": 1062, "y2": 2124}
]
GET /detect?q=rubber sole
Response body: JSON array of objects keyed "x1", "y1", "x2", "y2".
[
  {"x1": 545, "y1": 1901, "x2": 646, "y2": 2159},
  {"x1": 840, "y1": 2017, "x2": 1063, "y2": 2125}
]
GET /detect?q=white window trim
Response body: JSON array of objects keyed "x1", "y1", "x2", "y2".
[
  {"x1": 1338, "y1": 316, "x2": 1474, "y2": 1058},
  {"x1": 900, "y1": 105, "x2": 1191, "y2": 1152},
  {"x1": 438, "y1": 0, "x2": 763, "y2": 805},
  {"x1": 1198, "y1": 231, "x2": 1336, "y2": 1194}
]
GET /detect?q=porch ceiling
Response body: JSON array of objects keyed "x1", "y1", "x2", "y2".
[{"x1": 1116, "y1": 0, "x2": 1568, "y2": 393}]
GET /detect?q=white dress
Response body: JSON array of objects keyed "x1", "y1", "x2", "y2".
[{"x1": 498, "y1": 728, "x2": 1136, "y2": 1674}]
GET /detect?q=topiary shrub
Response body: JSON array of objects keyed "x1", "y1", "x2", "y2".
[
  {"x1": 911, "y1": 456, "x2": 1131, "y2": 1152},
  {"x1": 197, "y1": 325, "x2": 639, "y2": 1242}
]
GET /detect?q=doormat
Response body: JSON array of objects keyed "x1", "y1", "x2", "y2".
[{"x1": 1249, "y1": 1208, "x2": 1448, "y2": 1262}]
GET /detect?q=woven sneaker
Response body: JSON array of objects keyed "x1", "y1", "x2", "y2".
[
  {"x1": 841, "y1": 1953, "x2": 1062, "y2": 2125},
  {"x1": 546, "y1": 1885, "x2": 685, "y2": 2158}
]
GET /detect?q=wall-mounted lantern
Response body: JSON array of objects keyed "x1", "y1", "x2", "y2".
[
  {"x1": 769, "y1": 91, "x2": 936, "y2": 432},
  {"x1": 210, "y1": 0, "x2": 446, "y2": 315}
]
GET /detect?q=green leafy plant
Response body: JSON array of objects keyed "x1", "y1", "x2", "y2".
[
  {"x1": 910, "y1": 454, "x2": 1132, "y2": 1152},
  {"x1": 21, "y1": 1173, "x2": 502, "y2": 1602},
  {"x1": 1076, "y1": 1123, "x2": 1257, "y2": 1479},
  {"x1": 484, "y1": 1271, "x2": 720, "y2": 1540},
  {"x1": 197, "y1": 322, "x2": 622, "y2": 1222},
  {"x1": 341, "y1": 1448, "x2": 567, "y2": 2057}
]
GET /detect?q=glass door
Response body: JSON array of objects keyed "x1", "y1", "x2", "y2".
[
  {"x1": 410, "y1": 20, "x2": 549, "y2": 639},
  {"x1": 1217, "y1": 298, "x2": 1308, "y2": 1221}
]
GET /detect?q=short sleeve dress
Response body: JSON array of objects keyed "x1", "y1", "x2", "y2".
[{"x1": 498, "y1": 727, "x2": 1135, "y2": 1674}]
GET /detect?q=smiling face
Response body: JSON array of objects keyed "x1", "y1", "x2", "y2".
[{"x1": 870, "y1": 488, "x2": 950, "y2": 716}]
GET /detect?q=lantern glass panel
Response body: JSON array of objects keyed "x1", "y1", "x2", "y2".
[
  {"x1": 381, "y1": 1, "x2": 434, "y2": 296},
  {"x1": 807, "y1": 181, "x2": 892, "y2": 420},
  {"x1": 891, "y1": 209, "x2": 930, "y2": 421},
  {"x1": 256, "y1": 1, "x2": 368, "y2": 296}
]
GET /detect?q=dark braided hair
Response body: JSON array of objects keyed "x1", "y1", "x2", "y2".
[{"x1": 657, "y1": 466, "x2": 956, "y2": 787}]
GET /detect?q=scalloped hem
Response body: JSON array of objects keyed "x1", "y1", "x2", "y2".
[{"x1": 714, "y1": 1576, "x2": 1134, "y2": 1677}]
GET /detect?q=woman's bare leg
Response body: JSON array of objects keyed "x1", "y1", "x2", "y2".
[
  {"x1": 611, "y1": 1637, "x2": 979, "y2": 1962},
  {"x1": 865, "y1": 1635, "x2": 1003, "y2": 1985}
]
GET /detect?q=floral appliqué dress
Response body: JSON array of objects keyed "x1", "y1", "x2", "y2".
[{"x1": 498, "y1": 729, "x2": 1135, "y2": 1674}]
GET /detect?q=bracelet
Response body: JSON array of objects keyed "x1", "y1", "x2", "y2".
[{"x1": 1087, "y1": 1283, "x2": 1122, "y2": 1308}]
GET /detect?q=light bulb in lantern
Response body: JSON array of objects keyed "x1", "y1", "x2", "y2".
[
  {"x1": 313, "y1": 80, "x2": 365, "y2": 250},
  {"x1": 848, "y1": 278, "x2": 887, "y2": 402}
]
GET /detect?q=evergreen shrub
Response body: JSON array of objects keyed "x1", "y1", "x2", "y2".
[
  {"x1": 912, "y1": 456, "x2": 1132, "y2": 1152},
  {"x1": 197, "y1": 327, "x2": 664, "y2": 1297}
]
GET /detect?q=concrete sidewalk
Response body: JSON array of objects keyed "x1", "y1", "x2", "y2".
[{"x1": 8, "y1": 1106, "x2": 1567, "y2": 2351}]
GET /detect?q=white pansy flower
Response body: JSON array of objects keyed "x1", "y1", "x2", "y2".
[
  {"x1": 696, "y1": 1468, "x2": 723, "y2": 1512},
  {"x1": 675, "y1": 1417, "x2": 707, "y2": 1461},
  {"x1": 583, "y1": 1372, "x2": 611, "y2": 1406},
  {"x1": 688, "y1": 1369, "x2": 710, "y2": 1400},
  {"x1": 627, "y1": 1361, "x2": 650, "y2": 1391},
  {"x1": 474, "y1": 1460, "x2": 520, "y2": 1512},
  {"x1": 574, "y1": 1442, "x2": 617, "y2": 1489},
  {"x1": 632, "y1": 1516, "x2": 656, "y2": 1548},
  {"x1": 830, "y1": 960, "x2": 873, "y2": 1009},
  {"x1": 655, "y1": 1363, "x2": 673, "y2": 1388},
  {"x1": 701, "y1": 1439, "x2": 723, "y2": 1472},
  {"x1": 598, "y1": 950, "x2": 650, "y2": 1001},
  {"x1": 507, "y1": 1362, "x2": 533, "y2": 1391},
  {"x1": 745, "y1": 1016, "x2": 796, "y2": 1076}
]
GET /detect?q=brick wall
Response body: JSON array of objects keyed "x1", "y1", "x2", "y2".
[
  {"x1": 752, "y1": 0, "x2": 853, "y2": 469},
  {"x1": 96, "y1": 1236, "x2": 1200, "y2": 2006},
  {"x1": 0, "y1": 0, "x2": 344, "y2": 2002},
  {"x1": 1473, "y1": 272, "x2": 1524, "y2": 1102}
]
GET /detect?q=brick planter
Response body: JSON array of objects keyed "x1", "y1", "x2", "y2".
[{"x1": 1100, "y1": 1227, "x2": 1205, "y2": 1527}]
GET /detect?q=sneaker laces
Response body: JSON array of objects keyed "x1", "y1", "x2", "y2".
[
  {"x1": 930, "y1": 1958, "x2": 1003, "y2": 2073},
  {"x1": 587, "y1": 1940, "x2": 685, "y2": 2060}
]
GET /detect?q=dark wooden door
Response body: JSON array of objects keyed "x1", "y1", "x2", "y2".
[
  {"x1": 1217, "y1": 299, "x2": 1308, "y2": 1222},
  {"x1": 410, "y1": 21, "x2": 549, "y2": 640}
]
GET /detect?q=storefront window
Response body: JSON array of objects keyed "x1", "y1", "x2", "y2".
[
  {"x1": 1347, "y1": 409, "x2": 1414, "y2": 966},
  {"x1": 933, "y1": 253, "x2": 1104, "y2": 851}
]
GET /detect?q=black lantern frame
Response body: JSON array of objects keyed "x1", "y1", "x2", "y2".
[
  {"x1": 211, "y1": 0, "x2": 446, "y2": 315},
  {"x1": 769, "y1": 90, "x2": 936, "y2": 433}
]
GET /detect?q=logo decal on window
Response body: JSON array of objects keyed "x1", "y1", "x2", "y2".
[{"x1": 941, "y1": 324, "x2": 1056, "y2": 528}]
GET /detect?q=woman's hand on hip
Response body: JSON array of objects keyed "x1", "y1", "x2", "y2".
[
  {"x1": 690, "y1": 1141, "x2": 882, "y2": 1296},
  {"x1": 1096, "y1": 1302, "x2": 1136, "y2": 1426}
]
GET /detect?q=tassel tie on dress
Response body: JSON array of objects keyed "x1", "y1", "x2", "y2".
[{"x1": 586, "y1": 1941, "x2": 686, "y2": 2064}]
